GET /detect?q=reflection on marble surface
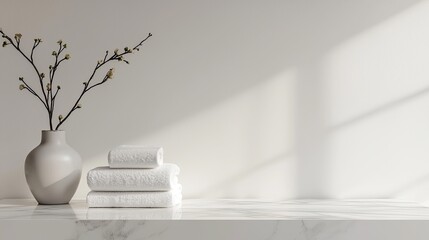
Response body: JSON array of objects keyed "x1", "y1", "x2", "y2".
[
  {"x1": 1, "y1": 198, "x2": 429, "y2": 220},
  {"x1": 87, "y1": 207, "x2": 182, "y2": 220}
]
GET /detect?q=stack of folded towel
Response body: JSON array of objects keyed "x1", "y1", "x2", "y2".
[{"x1": 87, "y1": 146, "x2": 182, "y2": 208}]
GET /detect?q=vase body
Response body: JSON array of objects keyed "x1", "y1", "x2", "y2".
[{"x1": 25, "y1": 130, "x2": 82, "y2": 204}]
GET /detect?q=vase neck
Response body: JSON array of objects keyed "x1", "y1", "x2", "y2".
[{"x1": 41, "y1": 131, "x2": 66, "y2": 144}]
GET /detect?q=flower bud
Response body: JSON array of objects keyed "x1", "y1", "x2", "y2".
[
  {"x1": 14, "y1": 33, "x2": 22, "y2": 41},
  {"x1": 63, "y1": 43, "x2": 67, "y2": 48},
  {"x1": 76, "y1": 104, "x2": 82, "y2": 109},
  {"x1": 52, "y1": 51, "x2": 57, "y2": 56},
  {"x1": 46, "y1": 83, "x2": 51, "y2": 91},
  {"x1": 57, "y1": 85, "x2": 61, "y2": 90},
  {"x1": 57, "y1": 40, "x2": 62, "y2": 44},
  {"x1": 19, "y1": 84, "x2": 25, "y2": 90},
  {"x1": 58, "y1": 115, "x2": 63, "y2": 121},
  {"x1": 19, "y1": 77, "x2": 23, "y2": 81},
  {"x1": 2, "y1": 41, "x2": 8, "y2": 47},
  {"x1": 114, "y1": 49, "x2": 119, "y2": 54},
  {"x1": 40, "y1": 73, "x2": 45, "y2": 79},
  {"x1": 106, "y1": 68, "x2": 114, "y2": 79},
  {"x1": 65, "y1": 54, "x2": 70, "y2": 60}
]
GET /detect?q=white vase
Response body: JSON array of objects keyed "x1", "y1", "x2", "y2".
[{"x1": 25, "y1": 130, "x2": 82, "y2": 204}]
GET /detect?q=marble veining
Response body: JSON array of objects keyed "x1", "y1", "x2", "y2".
[
  {"x1": 3, "y1": 199, "x2": 429, "y2": 239},
  {"x1": 1, "y1": 198, "x2": 429, "y2": 220}
]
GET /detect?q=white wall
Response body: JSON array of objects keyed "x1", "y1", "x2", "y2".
[{"x1": 1, "y1": 0, "x2": 429, "y2": 201}]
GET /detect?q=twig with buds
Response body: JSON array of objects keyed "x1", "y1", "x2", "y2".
[{"x1": 0, "y1": 28, "x2": 152, "y2": 130}]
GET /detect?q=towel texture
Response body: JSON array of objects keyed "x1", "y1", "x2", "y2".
[
  {"x1": 108, "y1": 145, "x2": 163, "y2": 168},
  {"x1": 87, "y1": 187, "x2": 182, "y2": 208},
  {"x1": 87, "y1": 163, "x2": 180, "y2": 191}
]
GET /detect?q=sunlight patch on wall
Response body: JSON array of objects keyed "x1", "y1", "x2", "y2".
[
  {"x1": 323, "y1": 0, "x2": 429, "y2": 127},
  {"x1": 105, "y1": 69, "x2": 298, "y2": 199},
  {"x1": 320, "y1": 1, "x2": 429, "y2": 199}
]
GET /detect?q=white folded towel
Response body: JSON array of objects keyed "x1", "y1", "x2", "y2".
[
  {"x1": 87, "y1": 187, "x2": 182, "y2": 208},
  {"x1": 108, "y1": 145, "x2": 163, "y2": 168},
  {"x1": 87, "y1": 163, "x2": 180, "y2": 191}
]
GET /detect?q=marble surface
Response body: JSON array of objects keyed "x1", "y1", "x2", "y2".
[
  {"x1": 1, "y1": 198, "x2": 429, "y2": 220},
  {"x1": 2, "y1": 199, "x2": 429, "y2": 240}
]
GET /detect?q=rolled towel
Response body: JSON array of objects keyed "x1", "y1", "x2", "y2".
[
  {"x1": 108, "y1": 145, "x2": 163, "y2": 168},
  {"x1": 87, "y1": 163, "x2": 180, "y2": 191},
  {"x1": 87, "y1": 186, "x2": 182, "y2": 208}
]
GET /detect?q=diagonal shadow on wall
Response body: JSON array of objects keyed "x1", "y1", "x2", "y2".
[{"x1": 0, "y1": 0, "x2": 424, "y2": 198}]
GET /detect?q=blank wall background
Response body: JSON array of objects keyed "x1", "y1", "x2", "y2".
[{"x1": 1, "y1": 0, "x2": 429, "y2": 201}]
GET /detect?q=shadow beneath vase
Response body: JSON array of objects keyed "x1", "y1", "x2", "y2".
[{"x1": 30, "y1": 203, "x2": 78, "y2": 220}]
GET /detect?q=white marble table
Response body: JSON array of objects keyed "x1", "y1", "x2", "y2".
[{"x1": 1, "y1": 199, "x2": 429, "y2": 239}]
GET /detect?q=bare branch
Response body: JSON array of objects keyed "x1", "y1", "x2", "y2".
[{"x1": 1, "y1": 29, "x2": 152, "y2": 131}]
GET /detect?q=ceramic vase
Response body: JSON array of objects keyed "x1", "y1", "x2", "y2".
[{"x1": 25, "y1": 130, "x2": 82, "y2": 204}]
